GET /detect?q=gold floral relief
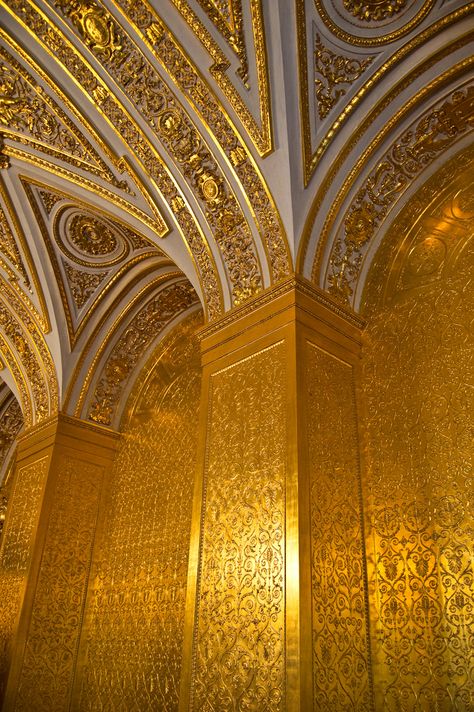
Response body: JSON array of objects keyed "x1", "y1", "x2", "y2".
[
  {"x1": 13, "y1": 456, "x2": 104, "y2": 712},
  {"x1": 360, "y1": 185, "x2": 474, "y2": 708},
  {"x1": 53, "y1": 0, "x2": 263, "y2": 305},
  {"x1": 166, "y1": 0, "x2": 273, "y2": 156},
  {"x1": 77, "y1": 316, "x2": 201, "y2": 711},
  {"x1": 327, "y1": 83, "x2": 474, "y2": 304},
  {"x1": 86, "y1": 281, "x2": 199, "y2": 426},
  {"x1": 191, "y1": 343, "x2": 286, "y2": 711},
  {"x1": 0, "y1": 457, "x2": 48, "y2": 701},
  {"x1": 0, "y1": 395, "x2": 23, "y2": 480},
  {"x1": 305, "y1": 342, "x2": 372, "y2": 710},
  {"x1": 0, "y1": 43, "x2": 127, "y2": 191},
  {"x1": 4, "y1": 0, "x2": 222, "y2": 316}
]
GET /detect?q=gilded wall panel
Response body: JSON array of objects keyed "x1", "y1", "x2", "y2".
[
  {"x1": 78, "y1": 322, "x2": 201, "y2": 711},
  {"x1": 305, "y1": 342, "x2": 372, "y2": 710},
  {"x1": 192, "y1": 342, "x2": 286, "y2": 711},
  {"x1": 361, "y1": 235, "x2": 474, "y2": 708},
  {"x1": 0, "y1": 456, "x2": 48, "y2": 700},
  {"x1": 12, "y1": 456, "x2": 103, "y2": 711}
]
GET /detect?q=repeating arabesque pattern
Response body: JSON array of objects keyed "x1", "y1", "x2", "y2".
[
  {"x1": 0, "y1": 457, "x2": 48, "y2": 700},
  {"x1": 362, "y1": 237, "x2": 474, "y2": 709},
  {"x1": 14, "y1": 456, "x2": 103, "y2": 712},
  {"x1": 305, "y1": 342, "x2": 372, "y2": 710},
  {"x1": 192, "y1": 343, "x2": 286, "y2": 712},
  {"x1": 78, "y1": 325, "x2": 201, "y2": 711}
]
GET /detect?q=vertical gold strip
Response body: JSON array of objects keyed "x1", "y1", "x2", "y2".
[
  {"x1": 190, "y1": 342, "x2": 287, "y2": 711},
  {"x1": 12, "y1": 456, "x2": 104, "y2": 711},
  {"x1": 305, "y1": 343, "x2": 372, "y2": 710},
  {"x1": 0, "y1": 455, "x2": 48, "y2": 702},
  {"x1": 76, "y1": 325, "x2": 201, "y2": 711}
]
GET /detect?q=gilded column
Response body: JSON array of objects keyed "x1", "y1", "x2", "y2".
[
  {"x1": 180, "y1": 277, "x2": 374, "y2": 712},
  {"x1": 0, "y1": 414, "x2": 119, "y2": 712}
]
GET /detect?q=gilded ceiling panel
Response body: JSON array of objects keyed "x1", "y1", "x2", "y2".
[
  {"x1": 23, "y1": 180, "x2": 173, "y2": 348},
  {"x1": 167, "y1": 0, "x2": 273, "y2": 156},
  {"x1": 0, "y1": 284, "x2": 57, "y2": 426},
  {"x1": 296, "y1": 0, "x2": 473, "y2": 186},
  {"x1": 0, "y1": 176, "x2": 49, "y2": 331},
  {"x1": 323, "y1": 81, "x2": 474, "y2": 304},
  {"x1": 0, "y1": 42, "x2": 128, "y2": 190}
]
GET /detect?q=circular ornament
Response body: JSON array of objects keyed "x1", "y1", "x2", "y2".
[
  {"x1": 69, "y1": 214, "x2": 117, "y2": 256},
  {"x1": 314, "y1": 0, "x2": 436, "y2": 46}
]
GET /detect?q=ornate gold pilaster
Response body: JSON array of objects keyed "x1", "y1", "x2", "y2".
[
  {"x1": 0, "y1": 414, "x2": 119, "y2": 712},
  {"x1": 181, "y1": 277, "x2": 373, "y2": 711}
]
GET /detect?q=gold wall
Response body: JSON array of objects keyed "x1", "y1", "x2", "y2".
[
  {"x1": 360, "y1": 176, "x2": 474, "y2": 709},
  {"x1": 75, "y1": 314, "x2": 202, "y2": 711},
  {"x1": 305, "y1": 343, "x2": 372, "y2": 709},
  {"x1": 191, "y1": 342, "x2": 287, "y2": 711},
  {"x1": 0, "y1": 455, "x2": 48, "y2": 702}
]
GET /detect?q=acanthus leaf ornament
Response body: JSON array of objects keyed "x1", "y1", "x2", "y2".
[
  {"x1": 343, "y1": 0, "x2": 407, "y2": 22},
  {"x1": 327, "y1": 85, "x2": 474, "y2": 304},
  {"x1": 314, "y1": 34, "x2": 374, "y2": 120}
]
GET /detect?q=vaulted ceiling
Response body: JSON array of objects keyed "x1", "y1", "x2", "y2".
[{"x1": 0, "y1": 0, "x2": 473, "y2": 430}]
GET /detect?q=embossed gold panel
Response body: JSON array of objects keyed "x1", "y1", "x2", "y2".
[
  {"x1": 76, "y1": 315, "x2": 201, "y2": 711},
  {"x1": 0, "y1": 455, "x2": 48, "y2": 702},
  {"x1": 305, "y1": 343, "x2": 371, "y2": 710},
  {"x1": 360, "y1": 168, "x2": 474, "y2": 709},
  {"x1": 183, "y1": 278, "x2": 370, "y2": 712},
  {"x1": 1, "y1": 415, "x2": 119, "y2": 712},
  {"x1": 191, "y1": 342, "x2": 287, "y2": 711}
]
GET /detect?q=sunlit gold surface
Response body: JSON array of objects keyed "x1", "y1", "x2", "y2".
[{"x1": 360, "y1": 165, "x2": 474, "y2": 709}]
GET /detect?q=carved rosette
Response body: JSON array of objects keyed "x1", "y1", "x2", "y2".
[{"x1": 50, "y1": 205, "x2": 160, "y2": 322}]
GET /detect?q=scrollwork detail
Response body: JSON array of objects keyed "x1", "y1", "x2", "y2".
[
  {"x1": 314, "y1": 34, "x2": 374, "y2": 120},
  {"x1": 328, "y1": 85, "x2": 474, "y2": 303}
]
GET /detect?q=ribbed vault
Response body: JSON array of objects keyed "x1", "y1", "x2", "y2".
[{"x1": 0, "y1": 0, "x2": 473, "y2": 422}]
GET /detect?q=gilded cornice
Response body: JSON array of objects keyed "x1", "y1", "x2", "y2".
[
  {"x1": 198, "y1": 274, "x2": 365, "y2": 343},
  {"x1": 297, "y1": 1, "x2": 474, "y2": 186}
]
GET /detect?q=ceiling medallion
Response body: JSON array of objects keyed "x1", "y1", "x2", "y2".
[
  {"x1": 69, "y1": 214, "x2": 117, "y2": 256},
  {"x1": 343, "y1": 0, "x2": 406, "y2": 22},
  {"x1": 314, "y1": 0, "x2": 436, "y2": 45}
]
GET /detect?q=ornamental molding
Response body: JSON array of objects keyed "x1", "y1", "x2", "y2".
[{"x1": 325, "y1": 83, "x2": 474, "y2": 304}]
